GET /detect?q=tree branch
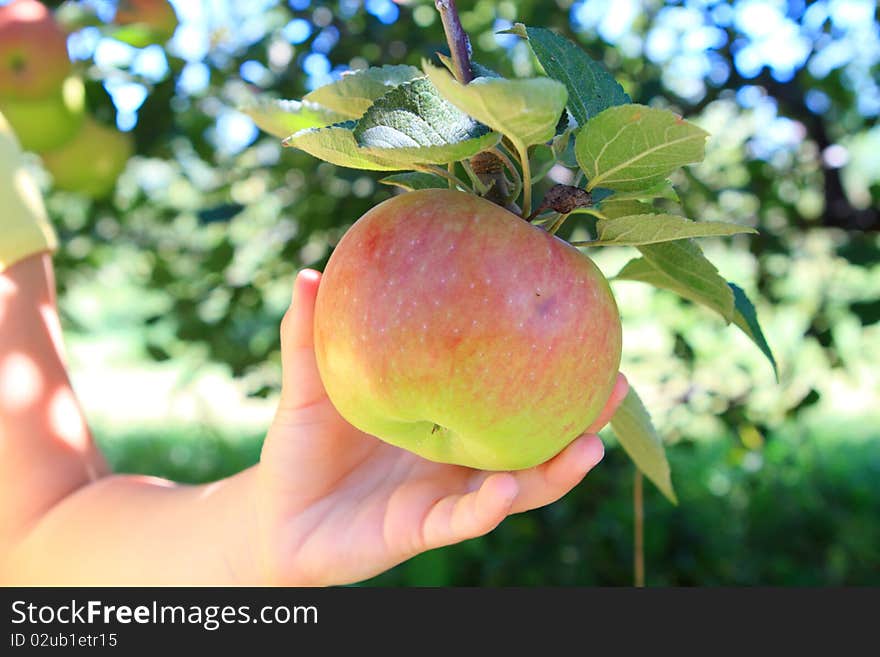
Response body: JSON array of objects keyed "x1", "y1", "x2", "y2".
[{"x1": 435, "y1": 0, "x2": 473, "y2": 84}]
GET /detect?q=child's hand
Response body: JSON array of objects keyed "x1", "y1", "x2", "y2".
[{"x1": 255, "y1": 269, "x2": 628, "y2": 585}]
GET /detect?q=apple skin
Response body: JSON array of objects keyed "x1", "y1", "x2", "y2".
[
  {"x1": 115, "y1": 0, "x2": 178, "y2": 44},
  {"x1": 0, "y1": 76, "x2": 85, "y2": 153},
  {"x1": 314, "y1": 189, "x2": 622, "y2": 471},
  {"x1": 41, "y1": 117, "x2": 133, "y2": 199},
  {"x1": 0, "y1": 0, "x2": 72, "y2": 100}
]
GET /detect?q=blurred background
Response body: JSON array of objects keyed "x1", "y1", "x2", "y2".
[{"x1": 4, "y1": 0, "x2": 878, "y2": 585}]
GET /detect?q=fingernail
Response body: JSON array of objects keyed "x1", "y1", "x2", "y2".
[{"x1": 293, "y1": 269, "x2": 321, "y2": 302}]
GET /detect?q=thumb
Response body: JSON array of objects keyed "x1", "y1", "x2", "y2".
[
  {"x1": 277, "y1": 268, "x2": 325, "y2": 411},
  {"x1": 586, "y1": 372, "x2": 629, "y2": 434}
]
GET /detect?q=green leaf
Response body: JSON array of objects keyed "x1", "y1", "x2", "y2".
[
  {"x1": 436, "y1": 53, "x2": 502, "y2": 80},
  {"x1": 517, "y1": 24, "x2": 630, "y2": 128},
  {"x1": 283, "y1": 121, "x2": 401, "y2": 171},
  {"x1": 615, "y1": 241, "x2": 735, "y2": 322},
  {"x1": 587, "y1": 214, "x2": 756, "y2": 246},
  {"x1": 555, "y1": 108, "x2": 572, "y2": 136},
  {"x1": 598, "y1": 198, "x2": 659, "y2": 219},
  {"x1": 471, "y1": 62, "x2": 502, "y2": 79},
  {"x1": 603, "y1": 180, "x2": 680, "y2": 203},
  {"x1": 576, "y1": 104, "x2": 709, "y2": 192},
  {"x1": 530, "y1": 143, "x2": 557, "y2": 183},
  {"x1": 615, "y1": 263, "x2": 779, "y2": 379},
  {"x1": 302, "y1": 65, "x2": 422, "y2": 119},
  {"x1": 379, "y1": 171, "x2": 448, "y2": 191},
  {"x1": 353, "y1": 77, "x2": 501, "y2": 166},
  {"x1": 241, "y1": 98, "x2": 345, "y2": 139},
  {"x1": 423, "y1": 61, "x2": 567, "y2": 149},
  {"x1": 551, "y1": 127, "x2": 571, "y2": 159},
  {"x1": 610, "y1": 386, "x2": 677, "y2": 505},
  {"x1": 560, "y1": 135, "x2": 579, "y2": 169},
  {"x1": 729, "y1": 283, "x2": 779, "y2": 381}
]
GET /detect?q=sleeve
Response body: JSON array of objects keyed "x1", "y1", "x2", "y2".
[{"x1": 0, "y1": 110, "x2": 58, "y2": 272}]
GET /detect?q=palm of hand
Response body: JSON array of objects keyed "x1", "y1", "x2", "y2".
[{"x1": 256, "y1": 270, "x2": 626, "y2": 586}]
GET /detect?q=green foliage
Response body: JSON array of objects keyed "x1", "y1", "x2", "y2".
[
  {"x1": 604, "y1": 180, "x2": 680, "y2": 203},
  {"x1": 241, "y1": 99, "x2": 345, "y2": 139},
  {"x1": 423, "y1": 60, "x2": 568, "y2": 148},
  {"x1": 729, "y1": 283, "x2": 779, "y2": 382},
  {"x1": 622, "y1": 241, "x2": 735, "y2": 322},
  {"x1": 609, "y1": 387, "x2": 677, "y2": 504},
  {"x1": 597, "y1": 198, "x2": 661, "y2": 219},
  {"x1": 575, "y1": 105, "x2": 709, "y2": 192},
  {"x1": 283, "y1": 120, "x2": 402, "y2": 170},
  {"x1": 585, "y1": 213, "x2": 756, "y2": 246},
  {"x1": 352, "y1": 77, "x2": 500, "y2": 164},
  {"x1": 379, "y1": 171, "x2": 448, "y2": 191},
  {"x1": 303, "y1": 65, "x2": 423, "y2": 119},
  {"x1": 515, "y1": 24, "x2": 631, "y2": 126}
]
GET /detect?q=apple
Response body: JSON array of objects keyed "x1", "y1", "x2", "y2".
[
  {"x1": 41, "y1": 116, "x2": 133, "y2": 199},
  {"x1": 0, "y1": 76, "x2": 85, "y2": 153},
  {"x1": 0, "y1": 0, "x2": 72, "y2": 99},
  {"x1": 314, "y1": 189, "x2": 622, "y2": 470},
  {"x1": 114, "y1": 0, "x2": 178, "y2": 45}
]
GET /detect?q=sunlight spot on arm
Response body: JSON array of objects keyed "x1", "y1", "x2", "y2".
[
  {"x1": 39, "y1": 302, "x2": 66, "y2": 364},
  {"x1": 0, "y1": 352, "x2": 43, "y2": 411},
  {"x1": 48, "y1": 388, "x2": 89, "y2": 451}
]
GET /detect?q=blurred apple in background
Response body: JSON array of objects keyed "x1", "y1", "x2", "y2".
[
  {"x1": 113, "y1": 0, "x2": 178, "y2": 46},
  {"x1": 0, "y1": 0, "x2": 72, "y2": 99},
  {"x1": 0, "y1": 76, "x2": 85, "y2": 153},
  {"x1": 42, "y1": 116, "x2": 134, "y2": 199}
]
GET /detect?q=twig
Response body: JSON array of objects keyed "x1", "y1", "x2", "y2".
[
  {"x1": 491, "y1": 146, "x2": 521, "y2": 202},
  {"x1": 435, "y1": 1, "x2": 473, "y2": 84},
  {"x1": 461, "y1": 159, "x2": 490, "y2": 194},
  {"x1": 634, "y1": 468, "x2": 645, "y2": 587},
  {"x1": 547, "y1": 213, "x2": 571, "y2": 235},
  {"x1": 515, "y1": 142, "x2": 532, "y2": 219}
]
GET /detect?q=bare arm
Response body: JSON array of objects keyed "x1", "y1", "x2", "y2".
[
  {"x1": 0, "y1": 253, "x2": 107, "y2": 549},
  {"x1": 0, "y1": 254, "x2": 259, "y2": 585}
]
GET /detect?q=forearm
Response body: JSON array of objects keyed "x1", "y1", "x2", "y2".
[
  {"x1": 1, "y1": 255, "x2": 265, "y2": 585},
  {"x1": 0, "y1": 254, "x2": 109, "y2": 548},
  {"x1": 1, "y1": 466, "x2": 262, "y2": 586}
]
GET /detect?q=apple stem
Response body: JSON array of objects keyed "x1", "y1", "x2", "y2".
[
  {"x1": 491, "y1": 146, "x2": 522, "y2": 202},
  {"x1": 461, "y1": 159, "x2": 491, "y2": 194},
  {"x1": 435, "y1": 0, "x2": 473, "y2": 84},
  {"x1": 516, "y1": 143, "x2": 532, "y2": 219},
  {"x1": 547, "y1": 213, "x2": 570, "y2": 235},
  {"x1": 447, "y1": 162, "x2": 456, "y2": 190}
]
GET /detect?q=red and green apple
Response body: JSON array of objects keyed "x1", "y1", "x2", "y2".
[{"x1": 314, "y1": 189, "x2": 622, "y2": 471}]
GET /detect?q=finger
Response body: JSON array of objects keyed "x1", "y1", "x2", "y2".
[
  {"x1": 503, "y1": 433, "x2": 605, "y2": 514},
  {"x1": 585, "y1": 372, "x2": 629, "y2": 434},
  {"x1": 419, "y1": 472, "x2": 518, "y2": 550},
  {"x1": 278, "y1": 269, "x2": 324, "y2": 411}
]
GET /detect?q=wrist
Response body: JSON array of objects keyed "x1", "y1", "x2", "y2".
[{"x1": 203, "y1": 465, "x2": 265, "y2": 585}]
